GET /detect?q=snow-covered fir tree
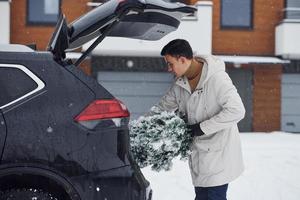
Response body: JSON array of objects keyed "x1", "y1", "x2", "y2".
[{"x1": 129, "y1": 109, "x2": 192, "y2": 171}]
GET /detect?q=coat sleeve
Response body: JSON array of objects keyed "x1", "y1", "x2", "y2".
[
  {"x1": 145, "y1": 85, "x2": 178, "y2": 116},
  {"x1": 200, "y1": 72, "x2": 246, "y2": 135}
]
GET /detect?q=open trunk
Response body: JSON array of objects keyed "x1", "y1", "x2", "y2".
[{"x1": 47, "y1": 0, "x2": 196, "y2": 65}]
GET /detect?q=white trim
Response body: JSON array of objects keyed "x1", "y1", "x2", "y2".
[
  {"x1": 66, "y1": 52, "x2": 84, "y2": 59},
  {"x1": 87, "y1": 2, "x2": 102, "y2": 7},
  {"x1": 283, "y1": 7, "x2": 300, "y2": 11},
  {"x1": 0, "y1": 64, "x2": 45, "y2": 109},
  {"x1": 217, "y1": 55, "x2": 290, "y2": 64},
  {"x1": 282, "y1": 19, "x2": 300, "y2": 23},
  {"x1": 195, "y1": 1, "x2": 213, "y2": 6}
]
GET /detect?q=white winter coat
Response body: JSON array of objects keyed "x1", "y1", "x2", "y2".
[{"x1": 154, "y1": 55, "x2": 245, "y2": 187}]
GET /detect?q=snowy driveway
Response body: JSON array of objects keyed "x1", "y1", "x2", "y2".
[{"x1": 142, "y1": 132, "x2": 300, "y2": 200}]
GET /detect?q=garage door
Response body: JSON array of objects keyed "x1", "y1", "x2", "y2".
[
  {"x1": 98, "y1": 70, "x2": 253, "y2": 131},
  {"x1": 227, "y1": 68, "x2": 253, "y2": 132},
  {"x1": 281, "y1": 74, "x2": 300, "y2": 132},
  {"x1": 97, "y1": 72, "x2": 173, "y2": 119}
]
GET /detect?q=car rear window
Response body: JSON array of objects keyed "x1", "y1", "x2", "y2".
[{"x1": 0, "y1": 64, "x2": 44, "y2": 109}]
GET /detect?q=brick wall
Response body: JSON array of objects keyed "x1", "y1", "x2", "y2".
[
  {"x1": 10, "y1": 0, "x2": 90, "y2": 50},
  {"x1": 210, "y1": 0, "x2": 284, "y2": 56},
  {"x1": 202, "y1": 0, "x2": 284, "y2": 132},
  {"x1": 78, "y1": 59, "x2": 92, "y2": 76},
  {"x1": 10, "y1": 0, "x2": 91, "y2": 73},
  {"x1": 253, "y1": 65, "x2": 282, "y2": 132}
]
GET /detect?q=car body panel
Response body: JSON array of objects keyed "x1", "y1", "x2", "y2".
[
  {"x1": 0, "y1": 50, "x2": 149, "y2": 199},
  {"x1": 0, "y1": 52, "x2": 125, "y2": 174},
  {"x1": 0, "y1": 111, "x2": 6, "y2": 160}
]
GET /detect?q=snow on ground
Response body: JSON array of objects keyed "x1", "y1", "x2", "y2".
[{"x1": 141, "y1": 132, "x2": 300, "y2": 200}]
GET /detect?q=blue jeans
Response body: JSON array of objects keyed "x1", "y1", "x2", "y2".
[{"x1": 194, "y1": 184, "x2": 228, "y2": 200}]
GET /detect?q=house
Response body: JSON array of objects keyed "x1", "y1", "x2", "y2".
[
  {"x1": 2, "y1": 0, "x2": 300, "y2": 132},
  {"x1": 207, "y1": 0, "x2": 299, "y2": 133}
]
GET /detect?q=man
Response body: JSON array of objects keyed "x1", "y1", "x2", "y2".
[{"x1": 153, "y1": 39, "x2": 245, "y2": 200}]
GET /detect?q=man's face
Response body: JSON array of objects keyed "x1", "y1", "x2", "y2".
[{"x1": 164, "y1": 54, "x2": 191, "y2": 78}]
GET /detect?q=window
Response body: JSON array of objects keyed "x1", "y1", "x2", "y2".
[
  {"x1": 221, "y1": 0, "x2": 253, "y2": 29},
  {"x1": 286, "y1": 0, "x2": 300, "y2": 7},
  {"x1": 0, "y1": 64, "x2": 45, "y2": 109},
  {"x1": 27, "y1": 0, "x2": 60, "y2": 25},
  {"x1": 285, "y1": 0, "x2": 300, "y2": 20}
]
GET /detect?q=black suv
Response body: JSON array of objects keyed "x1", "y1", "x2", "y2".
[{"x1": 0, "y1": 0, "x2": 196, "y2": 199}]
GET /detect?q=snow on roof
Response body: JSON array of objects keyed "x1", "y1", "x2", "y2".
[
  {"x1": 66, "y1": 52, "x2": 83, "y2": 59},
  {"x1": 218, "y1": 55, "x2": 290, "y2": 64},
  {"x1": 0, "y1": 44, "x2": 34, "y2": 52},
  {"x1": 67, "y1": 52, "x2": 290, "y2": 65}
]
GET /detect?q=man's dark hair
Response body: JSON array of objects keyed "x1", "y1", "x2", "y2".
[{"x1": 160, "y1": 39, "x2": 193, "y2": 59}]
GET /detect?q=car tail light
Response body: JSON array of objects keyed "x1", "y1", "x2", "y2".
[{"x1": 75, "y1": 99, "x2": 129, "y2": 122}]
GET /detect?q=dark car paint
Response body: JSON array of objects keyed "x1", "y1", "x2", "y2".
[
  {"x1": 0, "y1": 111, "x2": 6, "y2": 160},
  {"x1": 0, "y1": 51, "x2": 148, "y2": 199}
]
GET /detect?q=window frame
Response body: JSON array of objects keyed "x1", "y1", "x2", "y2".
[
  {"x1": 0, "y1": 64, "x2": 45, "y2": 109},
  {"x1": 26, "y1": 0, "x2": 62, "y2": 26},
  {"x1": 220, "y1": 0, "x2": 254, "y2": 30}
]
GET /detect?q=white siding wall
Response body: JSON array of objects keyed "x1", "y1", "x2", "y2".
[
  {"x1": 0, "y1": 1, "x2": 10, "y2": 44},
  {"x1": 276, "y1": 22, "x2": 300, "y2": 59}
]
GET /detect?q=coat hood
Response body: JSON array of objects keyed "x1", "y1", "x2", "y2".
[
  {"x1": 175, "y1": 55, "x2": 226, "y2": 91},
  {"x1": 195, "y1": 55, "x2": 225, "y2": 87}
]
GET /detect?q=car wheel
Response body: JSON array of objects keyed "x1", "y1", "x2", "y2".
[{"x1": 0, "y1": 188, "x2": 58, "y2": 200}]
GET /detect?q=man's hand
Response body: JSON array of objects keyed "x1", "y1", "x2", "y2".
[{"x1": 187, "y1": 123, "x2": 205, "y2": 137}]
